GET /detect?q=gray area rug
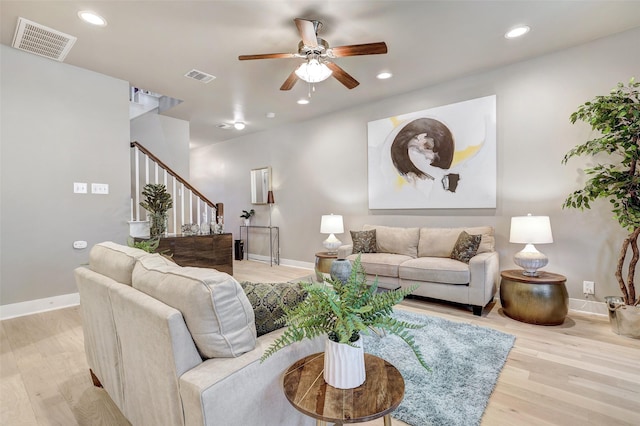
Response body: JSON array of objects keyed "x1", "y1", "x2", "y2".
[{"x1": 362, "y1": 310, "x2": 515, "y2": 426}]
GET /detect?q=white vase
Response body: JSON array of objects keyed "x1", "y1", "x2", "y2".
[
  {"x1": 323, "y1": 335, "x2": 365, "y2": 389},
  {"x1": 243, "y1": 218, "x2": 250, "y2": 226}
]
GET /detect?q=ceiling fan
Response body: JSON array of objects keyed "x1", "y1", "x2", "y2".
[{"x1": 238, "y1": 18, "x2": 388, "y2": 91}]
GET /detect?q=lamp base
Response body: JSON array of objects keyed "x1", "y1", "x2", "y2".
[
  {"x1": 514, "y1": 243, "x2": 548, "y2": 277},
  {"x1": 323, "y1": 233, "x2": 342, "y2": 254}
]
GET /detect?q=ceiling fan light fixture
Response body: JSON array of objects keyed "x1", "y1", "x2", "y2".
[
  {"x1": 297, "y1": 98, "x2": 310, "y2": 105},
  {"x1": 295, "y1": 58, "x2": 333, "y2": 83},
  {"x1": 234, "y1": 121, "x2": 245, "y2": 130},
  {"x1": 377, "y1": 71, "x2": 393, "y2": 80}
]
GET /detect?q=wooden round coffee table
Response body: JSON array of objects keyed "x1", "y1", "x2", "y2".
[{"x1": 283, "y1": 352, "x2": 404, "y2": 425}]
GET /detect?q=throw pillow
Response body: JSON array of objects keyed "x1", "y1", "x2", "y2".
[
  {"x1": 450, "y1": 231, "x2": 482, "y2": 264},
  {"x1": 351, "y1": 229, "x2": 377, "y2": 253},
  {"x1": 240, "y1": 282, "x2": 307, "y2": 337}
]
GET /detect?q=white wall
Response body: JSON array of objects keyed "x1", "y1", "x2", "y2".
[
  {"x1": 191, "y1": 27, "x2": 640, "y2": 301},
  {"x1": 0, "y1": 45, "x2": 131, "y2": 306},
  {"x1": 130, "y1": 113, "x2": 190, "y2": 179}
]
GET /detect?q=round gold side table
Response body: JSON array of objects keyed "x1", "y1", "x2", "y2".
[
  {"x1": 315, "y1": 251, "x2": 337, "y2": 282},
  {"x1": 499, "y1": 270, "x2": 568, "y2": 325}
]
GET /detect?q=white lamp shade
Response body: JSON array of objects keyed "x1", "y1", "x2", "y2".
[
  {"x1": 320, "y1": 214, "x2": 344, "y2": 234},
  {"x1": 509, "y1": 215, "x2": 553, "y2": 244},
  {"x1": 295, "y1": 59, "x2": 333, "y2": 83}
]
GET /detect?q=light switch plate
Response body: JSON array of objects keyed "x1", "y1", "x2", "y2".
[
  {"x1": 91, "y1": 183, "x2": 109, "y2": 194},
  {"x1": 73, "y1": 182, "x2": 87, "y2": 194}
]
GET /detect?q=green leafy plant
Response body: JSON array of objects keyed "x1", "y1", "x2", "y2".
[
  {"x1": 562, "y1": 78, "x2": 639, "y2": 306},
  {"x1": 260, "y1": 256, "x2": 430, "y2": 370},
  {"x1": 139, "y1": 184, "x2": 173, "y2": 237},
  {"x1": 127, "y1": 237, "x2": 160, "y2": 253},
  {"x1": 139, "y1": 183, "x2": 173, "y2": 214},
  {"x1": 240, "y1": 209, "x2": 255, "y2": 219}
]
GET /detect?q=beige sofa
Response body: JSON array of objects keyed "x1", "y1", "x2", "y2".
[
  {"x1": 338, "y1": 225, "x2": 499, "y2": 315},
  {"x1": 75, "y1": 242, "x2": 322, "y2": 426}
]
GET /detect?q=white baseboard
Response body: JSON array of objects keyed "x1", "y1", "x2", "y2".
[
  {"x1": 568, "y1": 297, "x2": 608, "y2": 316},
  {"x1": 245, "y1": 254, "x2": 314, "y2": 271},
  {"x1": 0, "y1": 292, "x2": 80, "y2": 320}
]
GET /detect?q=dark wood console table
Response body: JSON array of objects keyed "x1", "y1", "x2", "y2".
[{"x1": 139, "y1": 234, "x2": 233, "y2": 275}]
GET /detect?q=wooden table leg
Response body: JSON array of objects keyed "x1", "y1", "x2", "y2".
[
  {"x1": 383, "y1": 414, "x2": 393, "y2": 426},
  {"x1": 316, "y1": 420, "x2": 327, "y2": 426}
]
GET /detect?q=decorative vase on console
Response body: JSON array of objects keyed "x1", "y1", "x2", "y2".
[{"x1": 139, "y1": 183, "x2": 173, "y2": 239}]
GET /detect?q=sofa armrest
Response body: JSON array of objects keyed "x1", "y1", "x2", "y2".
[
  {"x1": 337, "y1": 244, "x2": 353, "y2": 260},
  {"x1": 467, "y1": 251, "x2": 499, "y2": 307}
]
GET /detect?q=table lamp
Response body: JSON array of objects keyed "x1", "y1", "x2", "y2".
[
  {"x1": 320, "y1": 214, "x2": 344, "y2": 253},
  {"x1": 267, "y1": 190, "x2": 275, "y2": 227},
  {"x1": 509, "y1": 214, "x2": 553, "y2": 277}
]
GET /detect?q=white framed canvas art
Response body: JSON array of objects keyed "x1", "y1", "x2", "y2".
[{"x1": 367, "y1": 95, "x2": 496, "y2": 209}]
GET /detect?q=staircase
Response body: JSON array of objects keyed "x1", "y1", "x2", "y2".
[{"x1": 130, "y1": 141, "x2": 222, "y2": 235}]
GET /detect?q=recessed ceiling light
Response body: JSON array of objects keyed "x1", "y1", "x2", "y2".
[
  {"x1": 377, "y1": 72, "x2": 393, "y2": 80},
  {"x1": 266, "y1": 112, "x2": 276, "y2": 119},
  {"x1": 234, "y1": 121, "x2": 246, "y2": 130},
  {"x1": 78, "y1": 11, "x2": 107, "y2": 27},
  {"x1": 505, "y1": 25, "x2": 530, "y2": 39},
  {"x1": 297, "y1": 99, "x2": 310, "y2": 105}
]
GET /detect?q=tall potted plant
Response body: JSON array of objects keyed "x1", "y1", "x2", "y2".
[
  {"x1": 261, "y1": 257, "x2": 429, "y2": 389},
  {"x1": 140, "y1": 183, "x2": 173, "y2": 238},
  {"x1": 562, "y1": 78, "x2": 639, "y2": 338}
]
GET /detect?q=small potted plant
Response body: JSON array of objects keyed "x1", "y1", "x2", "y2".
[
  {"x1": 139, "y1": 183, "x2": 173, "y2": 238},
  {"x1": 240, "y1": 209, "x2": 255, "y2": 226},
  {"x1": 562, "y1": 78, "x2": 639, "y2": 338},
  {"x1": 261, "y1": 257, "x2": 429, "y2": 389}
]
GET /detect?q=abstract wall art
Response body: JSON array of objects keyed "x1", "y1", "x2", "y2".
[{"x1": 367, "y1": 95, "x2": 496, "y2": 209}]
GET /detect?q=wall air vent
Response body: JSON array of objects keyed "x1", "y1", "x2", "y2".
[
  {"x1": 12, "y1": 17, "x2": 77, "y2": 62},
  {"x1": 184, "y1": 69, "x2": 216, "y2": 83}
]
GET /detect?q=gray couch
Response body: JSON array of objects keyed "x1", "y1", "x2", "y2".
[
  {"x1": 339, "y1": 225, "x2": 499, "y2": 315},
  {"x1": 75, "y1": 242, "x2": 322, "y2": 426}
]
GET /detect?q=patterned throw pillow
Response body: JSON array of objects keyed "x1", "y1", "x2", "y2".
[
  {"x1": 351, "y1": 229, "x2": 377, "y2": 253},
  {"x1": 450, "y1": 231, "x2": 482, "y2": 263},
  {"x1": 239, "y1": 282, "x2": 307, "y2": 337}
]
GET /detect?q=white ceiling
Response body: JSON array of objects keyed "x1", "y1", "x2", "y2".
[{"x1": 2, "y1": 1, "x2": 640, "y2": 148}]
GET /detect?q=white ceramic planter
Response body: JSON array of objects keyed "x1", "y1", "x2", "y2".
[{"x1": 323, "y1": 335, "x2": 365, "y2": 389}]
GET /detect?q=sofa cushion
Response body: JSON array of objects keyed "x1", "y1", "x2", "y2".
[
  {"x1": 351, "y1": 229, "x2": 377, "y2": 253},
  {"x1": 346, "y1": 253, "x2": 413, "y2": 278},
  {"x1": 363, "y1": 225, "x2": 419, "y2": 258},
  {"x1": 418, "y1": 226, "x2": 494, "y2": 258},
  {"x1": 399, "y1": 257, "x2": 470, "y2": 284},
  {"x1": 239, "y1": 282, "x2": 307, "y2": 337},
  {"x1": 450, "y1": 231, "x2": 482, "y2": 263},
  {"x1": 132, "y1": 254, "x2": 256, "y2": 358},
  {"x1": 89, "y1": 241, "x2": 149, "y2": 286}
]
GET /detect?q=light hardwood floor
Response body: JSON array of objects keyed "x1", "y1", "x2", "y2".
[{"x1": 1, "y1": 260, "x2": 639, "y2": 426}]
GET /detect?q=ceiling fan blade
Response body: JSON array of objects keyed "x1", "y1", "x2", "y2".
[
  {"x1": 294, "y1": 18, "x2": 318, "y2": 48},
  {"x1": 329, "y1": 42, "x2": 388, "y2": 57},
  {"x1": 238, "y1": 52, "x2": 297, "y2": 60},
  {"x1": 280, "y1": 70, "x2": 299, "y2": 91},
  {"x1": 325, "y1": 62, "x2": 359, "y2": 89}
]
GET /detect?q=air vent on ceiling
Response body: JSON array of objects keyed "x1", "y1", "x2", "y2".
[
  {"x1": 12, "y1": 17, "x2": 77, "y2": 62},
  {"x1": 216, "y1": 123, "x2": 232, "y2": 130},
  {"x1": 184, "y1": 69, "x2": 216, "y2": 83}
]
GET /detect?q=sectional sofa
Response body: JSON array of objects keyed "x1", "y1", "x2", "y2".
[{"x1": 75, "y1": 242, "x2": 322, "y2": 426}]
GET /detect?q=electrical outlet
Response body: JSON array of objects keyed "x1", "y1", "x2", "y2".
[{"x1": 583, "y1": 280, "x2": 595, "y2": 295}]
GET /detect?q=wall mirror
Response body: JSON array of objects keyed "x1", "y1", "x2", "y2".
[{"x1": 251, "y1": 166, "x2": 271, "y2": 204}]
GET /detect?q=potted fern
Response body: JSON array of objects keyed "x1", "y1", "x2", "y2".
[
  {"x1": 562, "y1": 78, "x2": 639, "y2": 338},
  {"x1": 261, "y1": 257, "x2": 429, "y2": 389}
]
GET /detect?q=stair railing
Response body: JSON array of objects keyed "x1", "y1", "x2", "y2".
[{"x1": 130, "y1": 141, "x2": 223, "y2": 234}]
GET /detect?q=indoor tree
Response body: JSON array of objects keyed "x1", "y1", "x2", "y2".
[{"x1": 562, "y1": 78, "x2": 639, "y2": 306}]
